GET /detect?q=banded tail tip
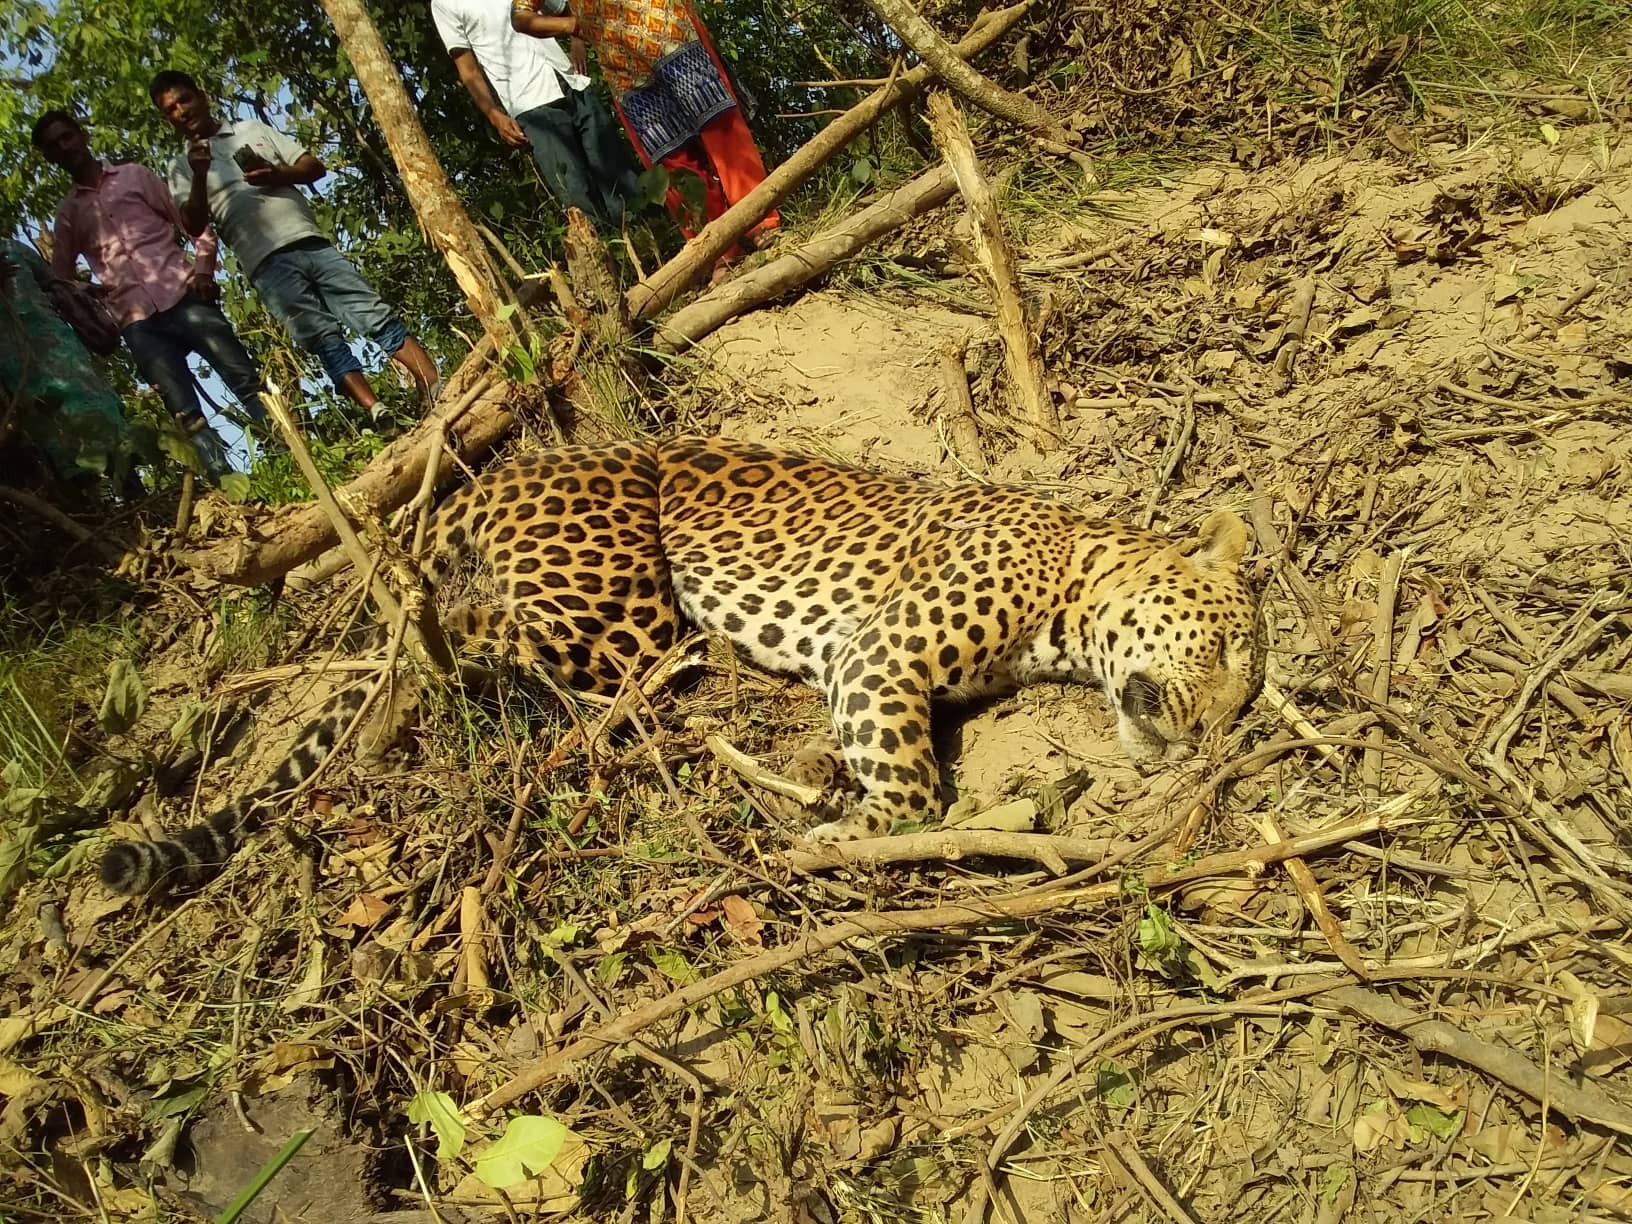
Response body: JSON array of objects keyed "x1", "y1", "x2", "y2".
[{"x1": 99, "y1": 841, "x2": 153, "y2": 895}]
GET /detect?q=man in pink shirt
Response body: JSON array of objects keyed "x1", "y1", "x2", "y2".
[{"x1": 33, "y1": 109, "x2": 269, "y2": 476}]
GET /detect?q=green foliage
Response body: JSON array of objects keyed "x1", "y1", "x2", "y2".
[
  {"x1": 0, "y1": 604, "x2": 133, "y2": 795},
  {"x1": 1135, "y1": 902, "x2": 1196, "y2": 980},
  {"x1": 408, "y1": 1090, "x2": 467, "y2": 1160},
  {"x1": 96, "y1": 656, "x2": 146, "y2": 734},
  {"x1": 474, "y1": 1114, "x2": 574, "y2": 1188},
  {"x1": 1094, "y1": 1060, "x2": 1136, "y2": 1109},
  {"x1": 246, "y1": 422, "x2": 387, "y2": 504},
  {"x1": 2, "y1": 0, "x2": 904, "y2": 399}
]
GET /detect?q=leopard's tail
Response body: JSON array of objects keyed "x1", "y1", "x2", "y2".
[{"x1": 99, "y1": 685, "x2": 369, "y2": 895}]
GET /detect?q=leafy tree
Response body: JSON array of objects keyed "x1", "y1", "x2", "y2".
[{"x1": 2, "y1": 0, "x2": 914, "y2": 435}]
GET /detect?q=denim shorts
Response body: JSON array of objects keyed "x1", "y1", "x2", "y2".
[{"x1": 251, "y1": 238, "x2": 408, "y2": 386}]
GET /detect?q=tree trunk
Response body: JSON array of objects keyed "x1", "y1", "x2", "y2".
[
  {"x1": 652, "y1": 165, "x2": 959, "y2": 353},
  {"x1": 625, "y1": 0, "x2": 1033, "y2": 323},
  {"x1": 317, "y1": 0, "x2": 518, "y2": 348},
  {"x1": 925, "y1": 90, "x2": 1059, "y2": 449},
  {"x1": 854, "y1": 0, "x2": 1072, "y2": 147}
]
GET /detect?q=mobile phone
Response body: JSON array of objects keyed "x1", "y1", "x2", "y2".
[{"x1": 233, "y1": 145, "x2": 270, "y2": 171}]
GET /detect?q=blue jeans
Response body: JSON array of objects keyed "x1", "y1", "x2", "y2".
[
  {"x1": 517, "y1": 84, "x2": 641, "y2": 231},
  {"x1": 250, "y1": 238, "x2": 408, "y2": 389},
  {"x1": 122, "y1": 293, "x2": 268, "y2": 430}
]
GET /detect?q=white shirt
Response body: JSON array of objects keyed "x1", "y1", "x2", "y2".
[
  {"x1": 165, "y1": 118, "x2": 323, "y2": 279},
  {"x1": 431, "y1": 0, "x2": 590, "y2": 117}
]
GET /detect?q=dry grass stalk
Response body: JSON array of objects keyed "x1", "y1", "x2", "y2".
[
  {"x1": 925, "y1": 90, "x2": 1060, "y2": 449},
  {"x1": 1363, "y1": 549, "x2": 1406, "y2": 795}
]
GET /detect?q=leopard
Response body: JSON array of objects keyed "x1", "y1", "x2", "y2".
[{"x1": 101, "y1": 435, "x2": 1261, "y2": 894}]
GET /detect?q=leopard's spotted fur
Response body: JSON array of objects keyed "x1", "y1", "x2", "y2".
[{"x1": 102, "y1": 436, "x2": 1260, "y2": 893}]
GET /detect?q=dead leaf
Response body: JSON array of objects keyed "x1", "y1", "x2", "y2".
[
  {"x1": 721, "y1": 895, "x2": 764, "y2": 947},
  {"x1": 1353, "y1": 1099, "x2": 1409, "y2": 1152},
  {"x1": 1381, "y1": 1067, "x2": 1463, "y2": 1111},
  {"x1": 335, "y1": 892, "x2": 392, "y2": 928}
]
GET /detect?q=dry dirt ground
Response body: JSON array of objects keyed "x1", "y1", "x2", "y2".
[{"x1": 3, "y1": 124, "x2": 1631, "y2": 1223}]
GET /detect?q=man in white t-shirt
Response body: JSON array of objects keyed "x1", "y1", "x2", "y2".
[
  {"x1": 151, "y1": 69, "x2": 441, "y2": 418},
  {"x1": 430, "y1": 0, "x2": 638, "y2": 231}
]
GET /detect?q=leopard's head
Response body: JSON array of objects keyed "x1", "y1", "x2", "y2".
[{"x1": 1094, "y1": 511, "x2": 1261, "y2": 768}]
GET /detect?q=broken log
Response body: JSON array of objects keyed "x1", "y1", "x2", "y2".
[
  {"x1": 625, "y1": 1, "x2": 1032, "y2": 322},
  {"x1": 925, "y1": 90, "x2": 1059, "y2": 449},
  {"x1": 652, "y1": 165, "x2": 958, "y2": 353},
  {"x1": 938, "y1": 343, "x2": 988, "y2": 474},
  {"x1": 179, "y1": 369, "x2": 509, "y2": 587}
]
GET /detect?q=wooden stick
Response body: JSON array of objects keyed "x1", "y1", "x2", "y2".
[
  {"x1": 1319, "y1": 985, "x2": 1632, "y2": 1135},
  {"x1": 471, "y1": 812, "x2": 1385, "y2": 1115},
  {"x1": 172, "y1": 469, "x2": 196, "y2": 538},
  {"x1": 626, "y1": 2, "x2": 1032, "y2": 321},
  {"x1": 1258, "y1": 813, "x2": 1371, "y2": 979},
  {"x1": 925, "y1": 90, "x2": 1059, "y2": 449},
  {"x1": 459, "y1": 885, "x2": 490, "y2": 999},
  {"x1": 938, "y1": 343, "x2": 987, "y2": 474},
  {"x1": 1271, "y1": 275, "x2": 1316, "y2": 394},
  {"x1": 704, "y1": 734, "x2": 824, "y2": 806},
  {"x1": 264, "y1": 385, "x2": 454, "y2": 674},
  {"x1": 783, "y1": 830, "x2": 1122, "y2": 875},
  {"x1": 1137, "y1": 386, "x2": 1196, "y2": 529},
  {"x1": 1102, "y1": 1134, "x2": 1203, "y2": 1224}
]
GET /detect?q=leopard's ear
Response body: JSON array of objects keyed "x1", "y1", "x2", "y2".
[{"x1": 1190, "y1": 511, "x2": 1250, "y2": 571}]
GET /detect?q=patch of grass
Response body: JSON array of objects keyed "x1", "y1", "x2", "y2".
[
  {"x1": 0, "y1": 605, "x2": 136, "y2": 795},
  {"x1": 1245, "y1": 0, "x2": 1632, "y2": 120},
  {"x1": 205, "y1": 589, "x2": 289, "y2": 678}
]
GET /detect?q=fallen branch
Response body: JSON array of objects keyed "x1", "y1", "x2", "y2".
[
  {"x1": 938, "y1": 343, "x2": 987, "y2": 475},
  {"x1": 782, "y1": 830, "x2": 1120, "y2": 876},
  {"x1": 652, "y1": 165, "x2": 959, "y2": 352},
  {"x1": 1318, "y1": 985, "x2": 1632, "y2": 1136},
  {"x1": 472, "y1": 811, "x2": 1385, "y2": 1114},
  {"x1": 627, "y1": 1, "x2": 1032, "y2": 321},
  {"x1": 180, "y1": 370, "x2": 505, "y2": 586},
  {"x1": 854, "y1": 0, "x2": 1076, "y2": 148},
  {"x1": 1271, "y1": 275, "x2": 1317, "y2": 394},
  {"x1": 926, "y1": 90, "x2": 1059, "y2": 449},
  {"x1": 0, "y1": 484, "x2": 122, "y2": 561}
]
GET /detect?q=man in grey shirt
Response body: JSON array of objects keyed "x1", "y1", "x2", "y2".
[{"x1": 150, "y1": 70, "x2": 440, "y2": 418}]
